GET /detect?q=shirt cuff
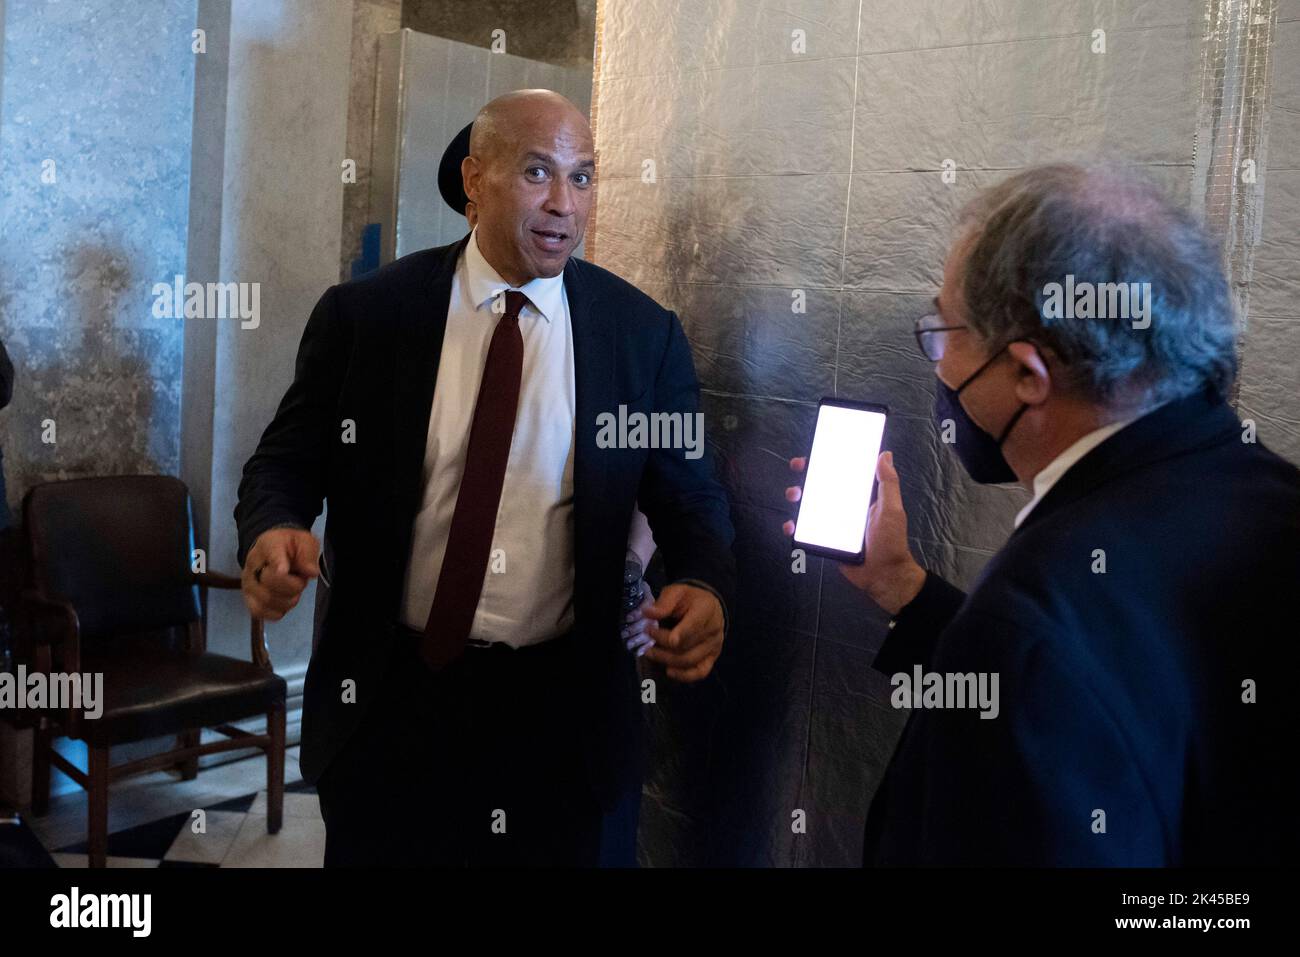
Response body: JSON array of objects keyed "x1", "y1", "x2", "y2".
[{"x1": 873, "y1": 571, "x2": 967, "y2": 677}]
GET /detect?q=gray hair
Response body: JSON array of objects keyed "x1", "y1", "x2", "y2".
[{"x1": 956, "y1": 163, "x2": 1238, "y2": 411}]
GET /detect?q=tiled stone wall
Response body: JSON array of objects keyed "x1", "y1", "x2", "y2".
[
  {"x1": 0, "y1": 0, "x2": 198, "y2": 514},
  {"x1": 588, "y1": 0, "x2": 1281, "y2": 866}
]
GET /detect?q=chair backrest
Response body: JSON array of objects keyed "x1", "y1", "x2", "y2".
[{"x1": 23, "y1": 475, "x2": 202, "y2": 645}]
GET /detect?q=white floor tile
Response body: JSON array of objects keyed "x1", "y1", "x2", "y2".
[
  {"x1": 220, "y1": 813, "x2": 325, "y2": 868},
  {"x1": 247, "y1": 790, "x2": 321, "y2": 820}
]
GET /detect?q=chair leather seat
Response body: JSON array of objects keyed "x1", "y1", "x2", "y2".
[{"x1": 76, "y1": 649, "x2": 286, "y2": 746}]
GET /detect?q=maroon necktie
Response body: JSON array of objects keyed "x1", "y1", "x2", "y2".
[{"x1": 419, "y1": 289, "x2": 527, "y2": 671}]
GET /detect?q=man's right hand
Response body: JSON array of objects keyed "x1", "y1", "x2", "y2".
[
  {"x1": 240, "y1": 527, "x2": 321, "y2": 621},
  {"x1": 782, "y1": 450, "x2": 927, "y2": 616}
]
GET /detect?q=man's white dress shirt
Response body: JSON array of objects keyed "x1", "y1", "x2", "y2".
[
  {"x1": 399, "y1": 228, "x2": 577, "y2": 647},
  {"x1": 1013, "y1": 416, "x2": 1139, "y2": 528}
]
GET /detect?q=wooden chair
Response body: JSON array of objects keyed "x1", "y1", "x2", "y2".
[{"x1": 17, "y1": 475, "x2": 284, "y2": 867}]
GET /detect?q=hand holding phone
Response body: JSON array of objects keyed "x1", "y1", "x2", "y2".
[
  {"x1": 790, "y1": 399, "x2": 888, "y2": 563},
  {"x1": 782, "y1": 399, "x2": 926, "y2": 615}
]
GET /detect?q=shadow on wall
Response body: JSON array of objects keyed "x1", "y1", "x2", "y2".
[
  {"x1": 9, "y1": 241, "x2": 164, "y2": 512},
  {"x1": 622, "y1": 13, "x2": 984, "y2": 868},
  {"x1": 626, "y1": 40, "x2": 899, "y2": 866}
]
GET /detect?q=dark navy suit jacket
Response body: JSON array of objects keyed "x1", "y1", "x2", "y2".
[
  {"x1": 864, "y1": 386, "x2": 1299, "y2": 865},
  {"x1": 234, "y1": 235, "x2": 735, "y2": 810}
]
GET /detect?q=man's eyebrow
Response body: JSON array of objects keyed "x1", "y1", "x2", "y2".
[{"x1": 524, "y1": 150, "x2": 595, "y2": 169}]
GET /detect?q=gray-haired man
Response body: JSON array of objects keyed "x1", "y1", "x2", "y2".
[{"x1": 785, "y1": 163, "x2": 1299, "y2": 865}]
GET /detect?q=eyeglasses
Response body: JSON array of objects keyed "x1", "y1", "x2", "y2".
[{"x1": 913, "y1": 314, "x2": 967, "y2": 361}]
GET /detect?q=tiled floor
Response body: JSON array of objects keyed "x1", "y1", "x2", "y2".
[{"x1": 6, "y1": 745, "x2": 326, "y2": 868}]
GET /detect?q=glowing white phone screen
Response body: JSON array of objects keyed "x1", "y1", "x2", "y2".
[{"x1": 793, "y1": 404, "x2": 887, "y2": 556}]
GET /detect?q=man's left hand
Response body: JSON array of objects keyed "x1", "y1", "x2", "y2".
[{"x1": 641, "y1": 583, "x2": 725, "y2": 682}]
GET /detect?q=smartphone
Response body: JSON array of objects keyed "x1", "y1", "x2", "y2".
[{"x1": 791, "y1": 398, "x2": 889, "y2": 564}]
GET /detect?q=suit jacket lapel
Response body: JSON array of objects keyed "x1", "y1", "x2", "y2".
[
  {"x1": 566, "y1": 258, "x2": 612, "y2": 617},
  {"x1": 391, "y1": 235, "x2": 470, "y2": 529}
]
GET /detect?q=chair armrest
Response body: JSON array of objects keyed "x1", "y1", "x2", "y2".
[
  {"x1": 17, "y1": 589, "x2": 83, "y2": 733},
  {"x1": 250, "y1": 616, "x2": 270, "y2": 671},
  {"x1": 192, "y1": 570, "x2": 271, "y2": 669},
  {"x1": 18, "y1": 589, "x2": 80, "y2": 668}
]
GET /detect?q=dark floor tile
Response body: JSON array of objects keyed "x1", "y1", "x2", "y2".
[
  {"x1": 158, "y1": 859, "x2": 220, "y2": 868},
  {"x1": 0, "y1": 820, "x2": 57, "y2": 868},
  {"x1": 57, "y1": 810, "x2": 191, "y2": 858}
]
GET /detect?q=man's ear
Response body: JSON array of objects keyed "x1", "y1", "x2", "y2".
[
  {"x1": 462, "y1": 155, "x2": 481, "y2": 203},
  {"x1": 1008, "y1": 340, "x2": 1052, "y2": 406}
]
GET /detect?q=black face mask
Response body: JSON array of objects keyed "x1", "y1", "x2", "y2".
[{"x1": 933, "y1": 345, "x2": 1029, "y2": 484}]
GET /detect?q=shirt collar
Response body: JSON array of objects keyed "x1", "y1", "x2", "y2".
[
  {"x1": 1013, "y1": 415, "x2": 1140, "y2": 528},
  {"x1": 462, "y1": 226, "x2": 565, "y2": 324}
]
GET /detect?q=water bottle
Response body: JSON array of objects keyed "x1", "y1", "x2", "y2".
[{"x1": 621, "y1": 556, "x2": 644, "y2": 618}]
